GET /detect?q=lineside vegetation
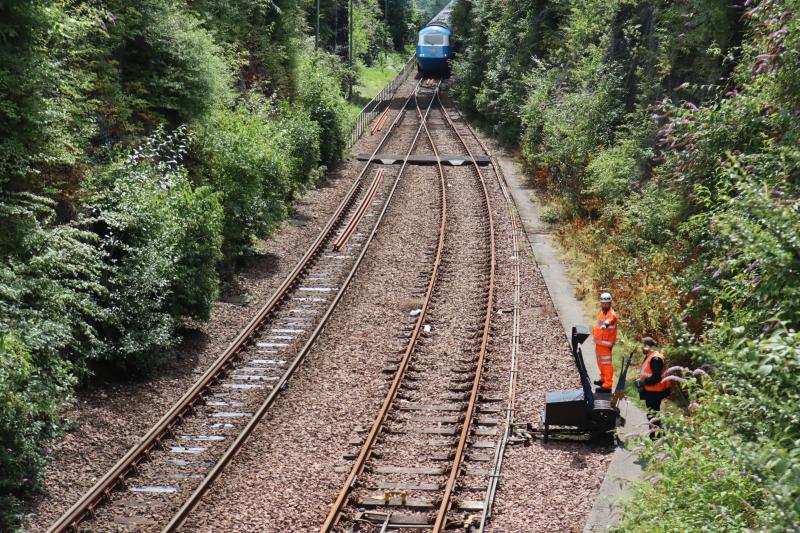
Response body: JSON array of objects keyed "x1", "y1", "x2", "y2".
[{"x1": 453, "y1": 0, "x2": 799, "y2": 529}]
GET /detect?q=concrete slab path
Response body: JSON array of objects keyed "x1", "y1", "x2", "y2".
[{"x1": 497, "y1": 155, "x2": 649, "y2": 532}]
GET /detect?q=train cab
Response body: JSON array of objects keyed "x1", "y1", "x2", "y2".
[{"x1": 416, "y1": 25, "x2": 452, "y2": 74}]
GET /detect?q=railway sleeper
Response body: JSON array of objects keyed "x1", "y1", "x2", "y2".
[
  {"x1": 354, "y1": 511, "x2": 432, "y2": 528},
  {"x1": 412, "y1": 426, "x2": 458, "y2": 435},
  {"x1": 356, "y1": 496, "x2": 438, "y2": 510},
  {"x1": 406, "y1": 415, "x2": 463, "y2": 424},
  {"x1": 372, "y1": 482, "x2": 442, "y2": 491},
  {"x1": 399, "y1": 403, "x2": 465, "y2": 412},
  {"x1": 464, "y1": 453, "x2": 495, "y2": 462},
  {"x1": 373, "y1": 466, "x2": 445, "y2": 475}
]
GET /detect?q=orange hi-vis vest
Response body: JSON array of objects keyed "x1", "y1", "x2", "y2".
[
  {"x1": 592, "y1": 308, "x2": 618, "y2": 349},
  {"x1": 639, "y1": 351, "x2": 671, "y2": 392}
]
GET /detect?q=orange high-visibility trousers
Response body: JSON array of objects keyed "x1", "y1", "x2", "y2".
[{"x1": 596, "y1": 344, "x2": 614, "y2": 389}]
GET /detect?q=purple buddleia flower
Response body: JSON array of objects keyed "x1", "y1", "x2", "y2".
[{"x1": 665, "y1": 366, "x2": 686, "y2": 376}]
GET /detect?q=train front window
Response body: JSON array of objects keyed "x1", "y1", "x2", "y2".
[{"x1": 420, "y1": 34, "x2": 447, "y2": 46}]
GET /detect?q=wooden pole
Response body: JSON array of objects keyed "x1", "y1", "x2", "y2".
[
  {"x1": 349, "y1": 0, "x2": 353, "y2": 98},
  {"x1": 315, "y1": 0, "x2": 320, "y2": 49}
]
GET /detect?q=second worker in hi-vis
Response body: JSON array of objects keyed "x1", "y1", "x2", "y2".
[{"x1": 592, "y1": 292, "x2": 618, "y2": 393}]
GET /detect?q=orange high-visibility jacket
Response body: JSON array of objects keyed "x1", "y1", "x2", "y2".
[
  {"x1": 639, "y1": 351, "x2": 671, "y2": 392},
  {"x1": 592, "y1": 308, "x2": 618, "y2": 348}
]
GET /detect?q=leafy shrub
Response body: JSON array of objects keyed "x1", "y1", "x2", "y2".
[
  {"x1": 585, "y1": 139, "x2": 652, "y2": 204},
  {"x1": 0, "y1": 192, "x2": 100, "y2": 528},
  {"x1": 0, "y1": 1, "x2": 102, "y2": 183},
  {"x1": 533, "y1": 67, "x2": 624, "y2": 195},
  {"x1": 192, "y1": 101, "x2": 294, "y2": 260},
  {"x1": 0, "y1": 334, "x2": 71, "y2": 530},
  {"x1": 618, "y1": 180, "x2": 683, "y2": 250},
  {"x1": 273, "y1": 103, "x2": 323, "y2": 196},
  {"x1": 298, "y1": 51, "x2": 347, "y2": 167},
  {"x1": 0, "y1": 193, "x2": 105, "y2": 375},
  {"x1": 83, "y1": 129, "x2": 223, "y2": 372},
  {"x1": 353, "y1": 1, "x2": 392, "y2": 66},
  {"x1": 97, "y1": 0, "x2": 233, "y2": 132},
  {"x1": 539, "y1": 197, "x2": 576, "y2": 225}
]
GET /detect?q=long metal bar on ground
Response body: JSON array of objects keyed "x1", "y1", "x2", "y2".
[
  {"x1": 333, "y1": 168, "x2": 384, "y2": 251},
  {"x1": 431, "y1": 93, "x2": 497, "y2": 533},
  {"x1": 48, "y1": 80, "x2": 424, "y2": 533},
  {"x1": 319, "y1": 81, "x2": 445, "y2": 533}
]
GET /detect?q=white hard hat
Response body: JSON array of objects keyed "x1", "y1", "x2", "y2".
[{"x1": 600, "y1": 292, "x2": 612, "y2": 303}]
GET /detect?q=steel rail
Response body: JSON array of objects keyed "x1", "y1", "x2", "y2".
[
  {"x1": 319, "y1": 80, "x2": 445, "y2": 533},
  {"x1": 334, "y1": 168, "x2": 384, "y2": 251},
  {"x1": 461, "y1": 122, "x2": 521, "y2": 531},
  {"x1": 48, "y1": 80, "x2": 424, "y2": 533},
  {"x1": 431, "y1": 94, "x2": 497, "y2": 533}
]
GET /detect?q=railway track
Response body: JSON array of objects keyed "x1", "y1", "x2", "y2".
[
  {"x1": 46, "y1": 79, "x2": 440, "y2": 533},
  {"x1": 319, "y1": 89, "x2": 501, "y2": 532}
]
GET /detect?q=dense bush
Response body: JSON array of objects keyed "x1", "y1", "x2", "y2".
[
  {"x1": 353, "y1": 1, "x2": 393, "y2": 66},
  {"x1": 0, "y1": 192, "x2": 101, "y2": 527},
  {"x1": 0, "y1": 193, "x2": 105, "y2": 375},
  {"x1": 192, "y1": 102, "x2": 293, "y2": 261},
  {"x1": 622, "y1": 327, "x2": 800, "y2": 531},
  {"x1": 299, "y1": 51, "x2": 348, "y2": 167},
  {"x1": 83, "y1": 129, "x2": 223, "y2": 372},
  {"x1": 95, "y1": 0, "x2": 233, "y2": 133},
  {"x1": 0, "y1": 334, "x2": 70, "y2": 527}
]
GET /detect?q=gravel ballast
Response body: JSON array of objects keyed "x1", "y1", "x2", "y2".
[{"x1": 27, "y1": 79, "x2": 612, "y2": 533}]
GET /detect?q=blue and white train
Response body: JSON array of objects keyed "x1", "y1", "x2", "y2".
[{"x1": 416, "y1": 1, "x2": 455, "y2": 74}]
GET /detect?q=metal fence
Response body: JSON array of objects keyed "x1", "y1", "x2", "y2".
[{"x1": 347, "y1": 55, "x2": 417, "y2": 148}]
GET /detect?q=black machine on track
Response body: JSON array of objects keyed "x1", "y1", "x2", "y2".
[{"x1": 533, "y1": 326, "x2": 633, "y2": 443}]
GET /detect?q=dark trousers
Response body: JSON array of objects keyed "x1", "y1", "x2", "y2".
[
  {"x1": 639, "y1": 389, "x2": 670, "y2": 438},
  {"x1": 640, "y1": 389, "x2": 670, "y2": 416}
]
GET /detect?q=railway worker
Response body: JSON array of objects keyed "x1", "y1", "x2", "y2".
[
  {"x1": 635, "y1": 337, "x2": 671, "y2": 423},
  {"x1": 592, "y1": 292, "x2": 618, "y2": 393}
]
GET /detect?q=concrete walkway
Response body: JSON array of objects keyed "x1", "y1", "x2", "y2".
[{"x1": 497, "y1": 156, "x2": 649, "y2": 532}]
